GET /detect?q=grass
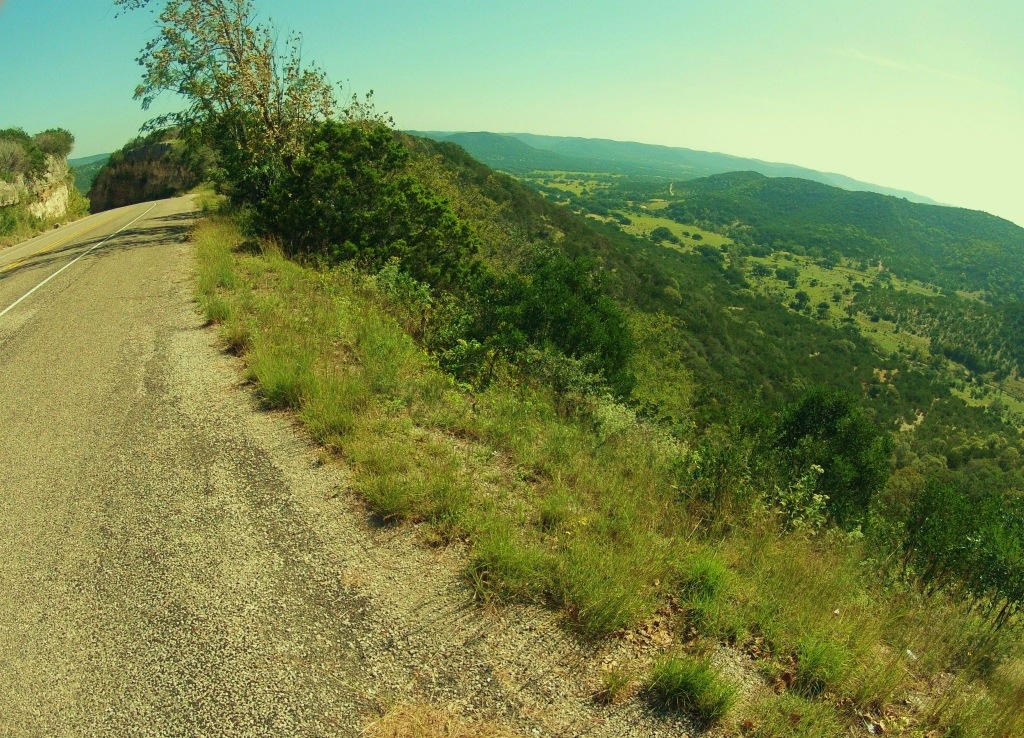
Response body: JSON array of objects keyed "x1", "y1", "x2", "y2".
[
  {"x1": 619, "y1": 212, "x2": 732, "y2": 248},
  {"x1": 744, "y1": 693, "x2": 846, "y2": 737},
  {"x1": 792, "y1": 636, "x2": 850, "y2": 697},
  {"x1": 645, "y1": 654, "x2": 737, "y2": 725},
  {"x1": 594, "y1": 665, "x2": 634, "y2": 705},
  {"x1": 193, "y1": 214, "x2": 1023, "y2": 737},
  {"x1": 363, "y1": 702, "x2": 518, "y2": 738}
]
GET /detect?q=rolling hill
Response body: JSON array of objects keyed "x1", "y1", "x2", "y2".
[
  {"x1": 69, "y1": 152, "x2": 110, "y2": 194},
  {"x1": 412, "y1": 130, "x2": 939, "y2": 204},
  {"x1": 668, "y1": 171, "x2": 1024, "y2": 299}
]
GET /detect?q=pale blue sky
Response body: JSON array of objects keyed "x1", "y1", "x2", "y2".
[{"x1": 1, "y1": 0, "x2": 1021, "y2": 224}]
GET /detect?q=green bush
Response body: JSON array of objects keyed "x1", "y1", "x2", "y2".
[
  {"x1": 253, "y1": 120, "x2": 479, "y2": 292},
  {"x1": 32, "y1": 128, "x2": 75, "y2": 158},
  {"x1": 774, "y1": 387, "x2": 893, "y2": 526}
]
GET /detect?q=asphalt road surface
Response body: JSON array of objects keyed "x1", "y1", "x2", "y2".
[
  {"x1": 0, "y1": 198, "x2": 692, "y2": 738},
  {"x1": 0, "y1": 198, "x2": 373, "y2": 736}
]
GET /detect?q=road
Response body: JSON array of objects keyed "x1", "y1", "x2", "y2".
[
  {"x1": 0, "y1": 198, "x2": 372, "y2": 735},
  {"x1": 0, "y1": 198, "x2": 688, "y2": 737}
]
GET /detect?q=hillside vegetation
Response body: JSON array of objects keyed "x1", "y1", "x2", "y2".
[
  {"x1": 194, "y1": 126, "x2": 1024, "y2": 735},
  {"x1": 0, "y1": 126, "x2": 88, "y2": 245},
  {"x1": 118, "y1": 0, "x2": 1023, "y2": 734},
  {"x1": 69, "y1": 153, "x2": 111, "y2": 195}
]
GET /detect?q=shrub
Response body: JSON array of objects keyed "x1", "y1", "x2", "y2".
[
  {"x1": 774, "y1": 387, "x2": 893, "y2": 526},
  {"x1": 254, "y1": 120, "x2": 479, "y2": 292},
  {"x1": 32, "y1": 128, "x2": 74, "y2": 158}
]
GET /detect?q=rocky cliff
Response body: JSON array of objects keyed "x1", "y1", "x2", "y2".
[
  {"x1": 88, "y1": 135, "x2": 211, "y2": 212},
  {"x1": 1, "y1": 128, "x2": 83, "y2": 243}
]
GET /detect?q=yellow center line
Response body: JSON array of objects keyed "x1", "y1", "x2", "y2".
[{"x1": 0, "y1": 209, "x2": 128, "y2": 276}]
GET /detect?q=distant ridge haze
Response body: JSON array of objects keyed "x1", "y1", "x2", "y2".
[{"x1": 411, "y1": 130, "x2": 942, "y2": 207}]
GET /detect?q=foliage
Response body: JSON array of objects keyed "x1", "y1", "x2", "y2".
[
  {"x1": 32, "y1": 128, "x2": 75, "y2": 159},
  {"x1": 116, "y1": 0, "x2": 335, "y2": 205},
  {"x1": 253, "y1": 119, "x2": 479, "y2": 291},
  {"x1": 0, "y1": 128, "x2": 49, "y2": 179},
  {"x1": 773, "y1": 387, "x2": 894, "y2": 527},
  {"x1": 904, "y1": 477, "x2": 1024, "y2": 628}
]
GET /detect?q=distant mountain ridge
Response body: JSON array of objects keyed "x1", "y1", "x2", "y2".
[{"x1": 410, "y1": 130, "x2": 939, "y2": 205}]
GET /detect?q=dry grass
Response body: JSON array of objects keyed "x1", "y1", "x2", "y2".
[{"x1": 363, "y1": 702, "x2": 520, "y2": 738}]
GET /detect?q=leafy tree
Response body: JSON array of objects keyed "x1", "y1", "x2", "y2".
[
  {"x1": 650, "y1": 226, "x2": 679, "y2": 244},
  {"x1": 32, "y1": 128, "x2": 75, "y2": 158},
  {"x1": 775, "y1": 388, "x2": 894, "y2": 526},
  {"x1": 115, "y1": 0, "x2": 336, "y2": 203}
]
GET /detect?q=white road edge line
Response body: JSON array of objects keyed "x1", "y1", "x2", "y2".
[{"x1": 0, "y1": 203, "x2": 158, "y2": 319}]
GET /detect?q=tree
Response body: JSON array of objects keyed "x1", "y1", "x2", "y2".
[
  {"x1": 32, "y1": 128, "x2": 75, "y2": 158},
  {"x1": 115, "y1": 0, "x2": 336, "y2": 203},
  {"x1": 775, "y1": 387, "x2": 894, "y2": 526}
]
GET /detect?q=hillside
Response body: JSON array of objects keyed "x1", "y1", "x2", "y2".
[
  {"x1": 195, "y1": 121, "x2": 1024, "y2": 736},
  {"x1": 414, "y1": 130, "x2": 939, "y2": 204},
  {"x1": 69, "y1": 152, "x2": 110, "y2": 194},
  {"x1": 669, "y1": 171, "x2": 1024, "y2": 300}
]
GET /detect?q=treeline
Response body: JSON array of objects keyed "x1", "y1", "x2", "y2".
[{"x1": 0, "y1": 127, "x2": 74, "y2": 182}]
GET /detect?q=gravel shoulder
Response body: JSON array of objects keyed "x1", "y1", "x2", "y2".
[{"x1": 0, "y1": 198, "x2": 693, "y2": 736}]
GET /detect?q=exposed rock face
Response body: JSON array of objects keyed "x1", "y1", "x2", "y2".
[
  {"x1": 29, "y1": 182, "x2": 70, "y2": 220},
  {"x1": 0, "y1": 155, "x2": 72, "y2": 220},
  {"x1": 88, "y1": 143, "x2": 202, "y2": 212}
]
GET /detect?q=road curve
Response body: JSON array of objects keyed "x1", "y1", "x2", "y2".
[
  {"x1": 0, "y1": 197, "x2": 372, "y2": 735},
  {"x1": 0, "y1": 197, "x2": 688, "y2": 738}
]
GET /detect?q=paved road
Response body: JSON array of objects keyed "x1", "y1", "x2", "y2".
[
  {"x1": 0, "y1": 198, "x2": 690, "y2": 738},
  {"x1": 0, "y1": 198, "x2": 371, "y2": 736}
]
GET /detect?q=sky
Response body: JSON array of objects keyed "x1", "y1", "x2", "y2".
[{"x1": 1, "y1": 0, "x2": 1022, "y2": 225}]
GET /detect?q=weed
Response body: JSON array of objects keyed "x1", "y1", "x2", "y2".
[{"x1": 594, "y1": 665, "x2": 633, "y2": 705}]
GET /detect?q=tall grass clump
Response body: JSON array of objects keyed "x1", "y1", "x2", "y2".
[
  {"x1": 645, "y1": 655, "x2": 736, "y2": 726},
  {"x1": 792, "y1": 636, "x2": 850, "y2": 697}
]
